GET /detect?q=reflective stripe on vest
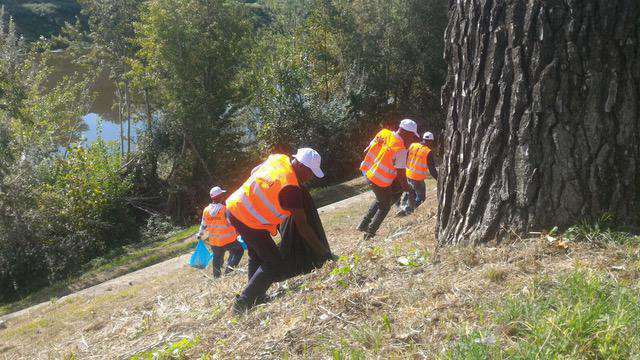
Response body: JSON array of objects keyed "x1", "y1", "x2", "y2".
[
  {"x1": 406, "y1": 143, "x2": 431, "y2": 181},
  {"x1": 359, "y1": 129, "x2": 405, "y2": 187},
  {"x1": 226, "y1": 154, "x2": 299, "y2": 235},
  {"x1": 202, "y1": 204, "x2": 238, "y2": 247}
]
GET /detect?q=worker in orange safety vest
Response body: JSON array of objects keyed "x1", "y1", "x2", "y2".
[
  {"x1": 396, "y1": 131, "x2": 438, "y2": 217},
  {"x1": 226, "y1": 148, "x2": 335, "y2": 313},
  {"x1": 197, "y1": 186, "x2": 244, "y2": 278},
  {"x1": 357, "y1": 119, "x2": 419, "y2": 240}
]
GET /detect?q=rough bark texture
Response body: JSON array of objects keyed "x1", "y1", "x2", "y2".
[{"x1": 437, "y1": 0, "x2": 640, "y2": 245}]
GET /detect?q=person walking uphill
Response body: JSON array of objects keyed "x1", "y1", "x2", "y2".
[
  {"x1": 226, "y1": 148, "x2": 334, "y2": 313},
  {"x1": 357, "y1": 119, "x2": 419, "y2": 240},
  {"x1": 397, "y1": 131, "x2": 438, "y2": 216},
  {"x1": 197, "y1": 186, "x2": 244, "y2": 278}
]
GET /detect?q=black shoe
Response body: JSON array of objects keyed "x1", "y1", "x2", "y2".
[
  {"x1": 232, "y1": 295, "x2": 251, "y2": 314},
  {"x1": 255, "y1": 293, "x2": 270, "y2": 306},
  {"x1": 363, "y1": 232, "x2": 375, "y2": 241},
  {"x1": 356, "y1": 223, "x2": 369, "y2": 232}
]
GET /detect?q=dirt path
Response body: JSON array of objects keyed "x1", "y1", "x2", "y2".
[{"x1": 0, "y1": 191, "x2": 374, "y2": 323}]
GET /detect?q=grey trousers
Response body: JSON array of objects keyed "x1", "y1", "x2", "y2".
[
  {"x1": 358, "y1": 180, "x2": 402, "y2": 235},
  {"x1": 401, "y1": 179, "x2": 426, "y2": 213}
]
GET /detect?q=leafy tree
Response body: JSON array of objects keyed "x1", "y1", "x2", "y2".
[
  {"x1": 0, "y1": 9, "x2": 134, "y2": 299},
  {"x1": 246, "y1": 0, "x2": 447, "y2": 182},
  {"x1": 134, "y1": 0, "x2": 254, "y2": 219}
]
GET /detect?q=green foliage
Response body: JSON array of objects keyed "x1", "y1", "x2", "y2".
[
  {"x1": 140, "y1": 214, "x2": 178, "y2": 242},
  {"x1": 38, "y1": 139, "x2": 135, "y2": 254},
  {"x1": 131, "y1": 0, "x2": 256, "y2": 217},
  {"x1": 447, "y1": 270, "x2": 640, "y2": 359},
  {"x1": 0, "y1": 11, "x2": 135, "y2": 300},
  {"x1": 246, "y1": 0, "x2": 448, "y2": 183},
  {"x1": 131, "y1": 337, "x2": 199, "y2": 360},
  {"x1": 564, "y1": 215, "x2": 640, "y2": 246}
]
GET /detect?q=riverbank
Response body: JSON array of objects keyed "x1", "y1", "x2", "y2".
[{"x1": 0, "y1": 176, "x2": 369, "y2": 318}]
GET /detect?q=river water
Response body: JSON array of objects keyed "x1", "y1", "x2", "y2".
[{"x1": 48, "y1": 51, "x2": 143, "y2": 147}]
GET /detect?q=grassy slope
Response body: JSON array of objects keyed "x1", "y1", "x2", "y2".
[
  {"x1": 0, "y1": 176, "x2": 369, "y2": 318},
  {"x1": 2, "y1": 178, "x2": 640, "y2": 358}
]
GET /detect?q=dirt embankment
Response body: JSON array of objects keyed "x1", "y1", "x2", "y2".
[{"x1": 2, "y1": 179, "x2": 632, "y2": 359}]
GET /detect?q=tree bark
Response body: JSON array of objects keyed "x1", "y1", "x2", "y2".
[
  {"x1": 125, "y1": 80, "x2": 131, "y2": 158},
  {"x1": 117, "y1": 85, "x2": 124, "y2": 157},
  {"x1": 437, "y1": 0, "x2": 640, "y2": 246}
]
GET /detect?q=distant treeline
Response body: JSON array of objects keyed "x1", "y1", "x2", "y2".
[{"x1": 2, "y1": 0, "x2": 85, "y2": 39}]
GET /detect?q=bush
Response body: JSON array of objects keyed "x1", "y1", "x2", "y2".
[
  {"x1": 0, "y1": 140, "x2": 135, "y2": 300},
  {"x1": 141, "y1": 214, "x2": 177, "y2": 243}
]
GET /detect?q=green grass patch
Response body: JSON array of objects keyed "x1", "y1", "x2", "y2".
[
  {"x1": 447, "y1": 269, "x2": 640, "y2": 359},
  {"x1": 0, "y1": 225, "x2": 199, "y2": 317},
  {"x1": 564, "y1": 223, "x2": 640, "y2": 246},
  {"x1": 311, "y1": 176, "x2": 369, "y2": 208},
  {"x1": 2, "y1": 318, "x2": 51, "y2": 338},
  {"x1": 131, "y1": 337, "x2": 200, "y2": 360}
]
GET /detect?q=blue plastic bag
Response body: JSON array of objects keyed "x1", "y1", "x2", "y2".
[
  {"x1": 237, "y1": 236, "x2": 248, "y2": 251},
  {"x1": 189, "y1": 239, "x2": 213, "y2": 269}
]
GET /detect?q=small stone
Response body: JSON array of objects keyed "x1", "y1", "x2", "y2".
[
  {"x1": 0, "y1": 320, "x2": 6, "y2": 330},
  {"x1": 319, "y1": 314, "x2": 330, "y2": 321}
]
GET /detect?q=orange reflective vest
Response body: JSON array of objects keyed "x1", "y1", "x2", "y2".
[
  {"x1": 226, "y1": 154, "x2": 299, "y2": 235},
  {"x1": 201, "y1": 204, "x2": 238, "y2": 247},
  {"x1": 406, "y1": 143, "x2": 431, "y2": 181},
  {"x1": 359, "y1": 129, "x2": 406, "y2": 188}
]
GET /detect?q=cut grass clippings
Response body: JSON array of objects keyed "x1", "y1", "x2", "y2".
[{"x1": 4, "y1": 178, "x2": 640, "y2": 359}]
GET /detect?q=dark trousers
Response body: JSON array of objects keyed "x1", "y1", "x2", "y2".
[
  {"x1": 227, "y1": 211, "x2": 286, "y2": 305},
  {"x1": 210, "y1": 241, "x2": 244, "y2": 278},
  {"x1": 358, "y1": 180, "x2": 403, "y2": 235}
]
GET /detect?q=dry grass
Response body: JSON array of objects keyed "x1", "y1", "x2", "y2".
[{"x1": 1, "y1": 179, "x2": 639, "y2": 359}]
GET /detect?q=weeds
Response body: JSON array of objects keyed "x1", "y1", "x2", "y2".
[
  {"x1": 448, "y1": 270, "x2": 640, "y2": 359},
  {"x1": 484, "y1": 267, "x2": 507, "y2": 283},
  {"x1": 130, "y1": 337, "x2": 199, "y2": 360},
  {"x1": 563, "y1": 215, "x2": 640, "y2": 246}
]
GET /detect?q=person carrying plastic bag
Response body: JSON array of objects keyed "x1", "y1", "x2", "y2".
[{"x1": 196, "y1": 186, "x2": 244, "y2": 278}]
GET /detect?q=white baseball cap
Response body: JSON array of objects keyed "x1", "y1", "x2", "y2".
[
  {"x1": 399, "y1": 119, "x2": 420, "y2": 138},
  {"x1": 209, "y1": 186, "x2": 226, "y2": 198},
  {"x1": 423, "y1": 131, "x2": 434, "y2": 140},
  {"x1": 293, "y1": 148, "x2": 324, "y2": 178}
]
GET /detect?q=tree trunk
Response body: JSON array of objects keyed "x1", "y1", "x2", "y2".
[
  {"x1": 437, "y1": 0, "x2": 640, "y2": 246},
  {"x1": 125, "y1": 81, "x2": 132, "y2": 158},
  {"x1": 117, "y1": 85, "x2": 124, "y2": 157},
  {"x1": 144, "y1": 87, "x2": 153, "y2": 131}
]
